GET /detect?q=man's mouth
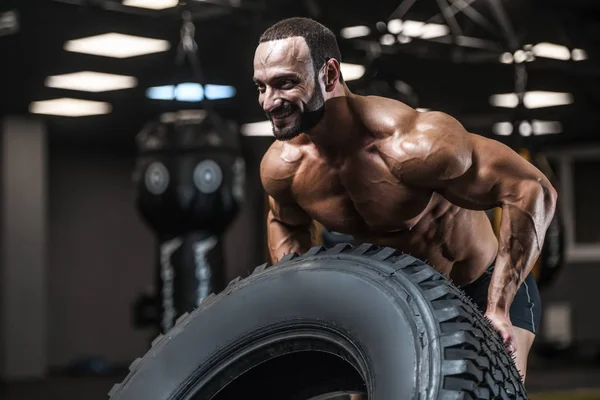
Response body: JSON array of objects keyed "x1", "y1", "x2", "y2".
[{"x1": 270, "y1": 107, "x2": 297, "y2": 120}]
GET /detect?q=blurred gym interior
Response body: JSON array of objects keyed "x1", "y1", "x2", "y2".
[{"x1": 1, "y1": 0, "x2": 600, "y2": 399}]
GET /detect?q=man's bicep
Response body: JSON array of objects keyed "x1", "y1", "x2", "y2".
[{"x1": 438, "y1": 136, "x2": 550, "y2": 210}]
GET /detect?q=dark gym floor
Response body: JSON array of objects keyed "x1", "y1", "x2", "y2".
[{"x1": 2, "y1": 367, "x2": 600, "y2": 400}]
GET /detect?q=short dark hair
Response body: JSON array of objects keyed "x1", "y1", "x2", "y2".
[{"x1": 259, "y1": 17, "x2": 344, "y2": 83}]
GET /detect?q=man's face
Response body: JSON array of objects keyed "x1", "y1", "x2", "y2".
[{"x1": 253, "y1": 37, "x2": 325, "y2": 141}]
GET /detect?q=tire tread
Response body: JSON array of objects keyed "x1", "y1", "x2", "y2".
[{"x1": 108, "y1": 243, "x2": 526, "y2": 399}]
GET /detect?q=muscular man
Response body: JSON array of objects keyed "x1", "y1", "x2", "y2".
[{"x1": 254, "y1": 17, "x2": 557, "y2": 381}]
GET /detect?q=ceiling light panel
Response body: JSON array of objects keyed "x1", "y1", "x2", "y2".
[
  {"x1": 45, "y1": 71, "x2": 137, "y2": 92},
  {"x1": 64, "y1": 33, "x2": 171, "y2": 58},
  {"x1": 29, "y1": 98, "x2": 112, "y2": 117},
  {"x1": 340, "y1": 63, "x2": 365, "y2": 81},
  {"x1": 340, "y1": 26, "x2": 370, "y2": 39},
  {"x1": 241, "y1": 121, "x2": 273, "y2": 137},
  {"x1": 122, "y1": 0, "x2": 178, "y2": 10}
]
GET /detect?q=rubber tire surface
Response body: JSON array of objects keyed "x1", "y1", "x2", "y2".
[{"x1": 109, "y1": 244, "x2": 527, "y2": 400}]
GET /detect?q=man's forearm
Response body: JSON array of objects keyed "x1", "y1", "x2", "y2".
[
  {"x1": 267, "y1": 211, "x2": 312, "y2": 263},
  {"x1": 487, "y1": 182, "x2": 557, "y2": 314}
]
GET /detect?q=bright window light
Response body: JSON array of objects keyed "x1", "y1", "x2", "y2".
[
  {"x1": 241, "y1": 121, "x2": 273, "y2": 137},
  {"x1": 340, "y1": 63, "x2": 365, "y2": 81},
  {"x1": 524, "y1": 91, "x2": 573, "y2": 109},
  {"x1": 532, "y1": 42, "x2": 571, "y2": 61},
  {"x1": 29, "y1": 98, "x2": 112, "y2": 117},
  {"x1": 571, "y1": 48, "x2": 588, "y2": 61},
  {"x1": 402, "y1": 20, "x2": 425, "y2": 37},
  {"x1": 44, "y1": 71, "x2": 137, "y2": 92},
  {"x1": 380, "y1": 34, "x2": 395, "y2": 46},
  {"x1": 489, "y1": 93, "x2": 519, "y2": 108},
  {"x1": 147, "y1": 85, "x2": 175, "y2": 100},
  {"x1": 420, "y1": 23, "x2": 449, "y2": 39},
  {"x1": 204, "y1": 84, "x2": 236, "y2": 100},
  {"x1": 64, "y1": 33, "x2": 171, "y2": 58},
  {"x1": 340, "y1": 25, "x2": 370, "y2": 39},
  {"x1": 492, "y1": 122, "x2": 513, "y2": 136},
  {"x1": 122, "y1": 0, "x2": 178, "y2": 10},
  {"x1": 532, "y1": 120, "x2": 562, "y2": 135},
  {"x1": 387, "y1": 19, "x2": 403, "y2": 34},
  {"x1": 174, "y1": 83, "x2": 204, "y2": 102}
]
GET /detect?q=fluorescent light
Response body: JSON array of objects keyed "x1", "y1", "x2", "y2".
[
  {"x1": 122, "y1": 0, "x2": 178, "y2": 9},
  {"x1": 514, "y1": 50, "x2": 527, "y2": 63},
  {"x1": 241, "y1": 121, "x2": 273, "y2": 137},
  {"x1": 147, "y1": 82, "x2": 235, "y2": 102},
  {"x1": 175, "y1": 83, "x2": 204, "y2": 102},
  {"x1": 387, "y1": 19, "x2": 403, "y2": 34},
  {"x1": 524, "y1": 91, "x2": 573, "y2": 109},
  {"x1": 29, "y1": 98, "x2": 111, "y2": 117},
  {"x1": 340, "y1": 25, "x2": 370, "y2": 39},
  {"x1": 402, "y1": 20, "x2": 425, "y2": 37},
  {"x1": 489, "y1": 93, "x2": 519, "y2": 108},
  {"x1": 532, "y1": 120, "x2": 562, "y2": 135},
  {"x1": 519, "y1": 121, "x2": 532, "y2": 136},
  {"x1": 525, "y1": 51, "x2": 535, "y2": 62},
  {"x1": 340, "y1": 63, "x2": 365, "y2": 81},
  {"x1": 64, "y1": 33, "x2": 170, "y2": 58},
  {"x1": 490, "y1": 91, "x2": 573, "y2": 109},
  {"x1": 147, "y1": 85, "x2": 175, "y2": 100},
  {"x1": 204, "y1": 84, "x2": 236, "y2": 100},
  {"x1": 492, "y1": 122, "x2": 513, "y2": 136},
  {"x1": 420, "y1": 23, "x2": 449, "y2": 39},
  {"x1": 380, "y1": 34, "x2": 395, "y2": 46},
  {"x1": 44, "y1": 71, "x2": 137, "y2": 92},
  {"x1": 532, "y1": 42, "x2": 571, "y2": 61},
  {"x1": 571, "y1": 48, "x2": 588, "y2": 61},
  {"x1": 499, "y1": 52, "x2": 513, "y2": 64},
  {"x1": 397, "y1": 34, "x2": 412, "y2": 44}
]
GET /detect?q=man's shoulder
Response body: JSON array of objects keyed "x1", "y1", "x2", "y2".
[
  {"x1": 353, "y1": 95, "x2": 469, "y2": 141},
  {"x1": 260, "y1": 139, "x2": 306, "y2": 199},
  {"x1": 351, "y1": 94, "x2": 419, "y2": 139},
  {"x1": 379, "y1": 110, "x2": 475, "y2": 183}
]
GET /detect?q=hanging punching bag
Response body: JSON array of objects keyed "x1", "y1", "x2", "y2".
[{"x1": 133, "y1": 110, "x2": 245, "y2": 334}]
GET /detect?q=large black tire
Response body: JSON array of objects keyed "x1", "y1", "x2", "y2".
[{"x1": 109, "y1": 244, "x2": 527, "y2": 399}]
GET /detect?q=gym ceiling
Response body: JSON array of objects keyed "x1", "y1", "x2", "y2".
[{"x1": 2, "y1": 0, "x2": 600, "y2": 150}]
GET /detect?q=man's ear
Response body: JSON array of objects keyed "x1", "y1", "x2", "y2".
[{"x1": 323, "y1": 59, "x2": 341, "y2": 92}]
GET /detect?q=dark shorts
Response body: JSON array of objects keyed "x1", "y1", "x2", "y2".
[{"x1": 459, "y1": 264, "x2": 542, "y2": 334}]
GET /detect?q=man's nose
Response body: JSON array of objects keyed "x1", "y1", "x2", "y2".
[{"x1": 263, "y1": 96, "x2": 283, "y2": 114}]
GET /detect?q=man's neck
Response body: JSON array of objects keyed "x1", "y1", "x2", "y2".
[{"x1": 305, "y1": 87, "x2": 362, "y2": 161}]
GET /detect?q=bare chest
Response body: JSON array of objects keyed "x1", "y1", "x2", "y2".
[{"x1": 292, "y1": 150, "x2": 433, "y2": 235}]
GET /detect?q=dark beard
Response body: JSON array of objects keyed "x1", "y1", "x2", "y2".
[{"x1": 268, "y1": 86, "x2": 325, "y2": 141}]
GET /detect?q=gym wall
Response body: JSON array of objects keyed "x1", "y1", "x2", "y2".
[
  {"x1": 47, "y1": 145, "x2": 155, "y2": 367},
  {"x1": 44, "y1": 136, "x2": 268, "y2": 369}
]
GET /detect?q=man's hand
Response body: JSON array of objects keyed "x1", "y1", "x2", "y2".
[{"x1": 485, "y1": 311, "x2": 516, "y2": 354}]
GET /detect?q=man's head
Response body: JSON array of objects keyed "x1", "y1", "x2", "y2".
[{"x1": 253, "y1": 18, "x2": 344, "y2": 141}]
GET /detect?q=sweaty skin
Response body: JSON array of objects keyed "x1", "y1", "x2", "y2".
[{"x1": 254, "y1": 36, "x2": 558, "y2": 380}]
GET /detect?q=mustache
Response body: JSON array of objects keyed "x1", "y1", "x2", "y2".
[{"x1": 267, "y1": 102, "x2": 298, "y2": 118}]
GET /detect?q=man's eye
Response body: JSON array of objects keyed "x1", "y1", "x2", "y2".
[{"x1": 281, "y1": 80, "x2": 295, "y2": 89}]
